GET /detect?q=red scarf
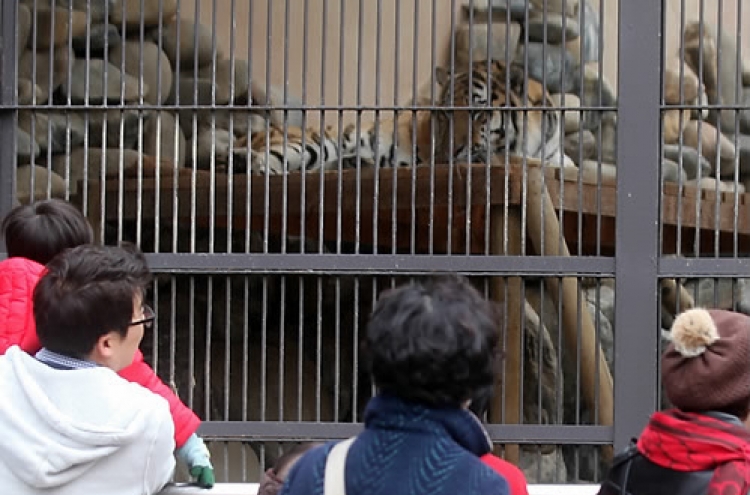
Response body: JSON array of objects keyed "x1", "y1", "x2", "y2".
[{"x1": 637, "y1": 409, "x2": 750, "y2": 495}]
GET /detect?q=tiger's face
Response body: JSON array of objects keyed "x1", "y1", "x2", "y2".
[{"x1": 435, "y1": 60, "x2": 548, "y2": 164}]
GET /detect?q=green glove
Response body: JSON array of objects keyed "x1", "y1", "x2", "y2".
[
  {"x1": 176, "y1": 434, "x2": 214, "y2": 488},
  {"x1": 189, "y1": 465, "x2": 215, "y2": 489}
]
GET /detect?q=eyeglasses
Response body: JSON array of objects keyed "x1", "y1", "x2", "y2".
[{"x1": 129, "y1": 304, "x2": 156, "y2": 329}]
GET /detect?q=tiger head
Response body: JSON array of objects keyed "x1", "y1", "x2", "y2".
[{"x1": 434, "y1": 60, "x2": 550, "y2": 164}]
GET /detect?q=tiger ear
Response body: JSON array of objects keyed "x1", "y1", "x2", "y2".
[{"x1": 435, "y1": 66, "x2": 451, "y2": 87}]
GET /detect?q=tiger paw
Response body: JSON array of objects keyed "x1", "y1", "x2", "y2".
[{"x1": 249, "y1": 152, "x2": 284, "y2": 175}]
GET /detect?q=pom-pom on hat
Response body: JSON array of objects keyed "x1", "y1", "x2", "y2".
[{"x1": 662, "y1": 308, "x2": 750, "y2": 414}]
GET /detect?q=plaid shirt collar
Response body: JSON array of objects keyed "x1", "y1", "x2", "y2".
[{"x1": 35, "y1": 348, "x2": 99, "y2": 370}]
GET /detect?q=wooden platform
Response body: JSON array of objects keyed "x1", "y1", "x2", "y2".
[{"x1": 80, "y1": 163, "x2": 750, "y2": 256}]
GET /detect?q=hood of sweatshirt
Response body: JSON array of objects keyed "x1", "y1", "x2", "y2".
[{"x1": 0, "y1": 346, "x2": 163, "y2": 489}]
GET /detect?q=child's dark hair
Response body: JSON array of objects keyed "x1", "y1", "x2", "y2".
[
  {"x1": 364, "y1": 275, "x2": 502, "y2": 407},
  {"x1": 33, "y1": 243, "x2": 152, "y2": 358},
  {"x1": 2, "y1": 199, "x2": 93, "y2": 265}
]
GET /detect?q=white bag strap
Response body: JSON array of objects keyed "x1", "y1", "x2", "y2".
[{"x1": 323, "y1": 437, "x2": 356, "y2": 495}]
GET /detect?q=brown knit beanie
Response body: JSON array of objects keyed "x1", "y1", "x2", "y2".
[{"x1": 662, "y1": 308, "x2": 750, "y2": 412}]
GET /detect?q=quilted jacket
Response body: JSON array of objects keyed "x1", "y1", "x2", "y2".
[{"x1": 0, "y1": 256, "x2": 200, "y2": 448}]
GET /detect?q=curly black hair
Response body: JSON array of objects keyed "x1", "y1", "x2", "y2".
[{"x1": 364, "y1": 275, "x2": 502, "y2": 407}]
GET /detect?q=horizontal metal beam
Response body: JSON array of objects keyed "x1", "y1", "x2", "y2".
[
  {"x1": 145, "y1": 253, "x2": 615, "y2": 276},
  {"x1": 659, "y1": 257, "x2": 750, "y2": 278},
  {"x1": 198, "y1": 421, "x2": 612, "y2": 445}
]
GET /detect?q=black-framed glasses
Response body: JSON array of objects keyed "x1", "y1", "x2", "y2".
[{"x1": 129, "y1": 304, "x2": 156, "y2": 329}]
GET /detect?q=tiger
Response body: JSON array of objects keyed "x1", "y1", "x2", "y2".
[
  {"x1": 432, "y1": 59, "x2": 575, "y2": 168},
  {"x1": 338, "y1": 59, "x2": 575, "y2": 169},
  {"x1": 231, "y1": 124, "x2": 346, "y2": 174},
  {"x1": 230, "y1": 59, "x2": 573, "y2": 174}
]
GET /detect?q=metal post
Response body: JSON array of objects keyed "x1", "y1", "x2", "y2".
[
  {"x1": 0, "y1": 0, "x2": 18, "y2": 251},
  {"x1": 614, "y1": 0, "x2": 663, "y2": 452}
]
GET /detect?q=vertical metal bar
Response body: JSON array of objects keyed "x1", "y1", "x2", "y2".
[
  {"x1": 0, "y1": 0, "x2": 17, "y2": 230},
  {"x1": 614, "y1": 0, "x2": 662, "y2": 451}
]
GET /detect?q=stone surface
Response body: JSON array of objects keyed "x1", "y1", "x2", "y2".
[
  {"x1": 20, "y1": 0, "x2": 112, "y2": 23},
  {"x1": 167, "y1": 75, "x2": 215, "y2": 106},
  {"x1": 663, "y1": 63, "x2": 699, "y2": 105},
  {"x1": 63, "y1": 58, "x2": 145, "y2": 104},
  {"x1": 18, "y1": 45, "x2": 75, "y2": 104},
  {"x1": 686, "y1": 177, "x2": 746, "y2": 194},
  {"x1": 72, "y1": 23, "x2": 121, "y2": 57},
  {"x1": 109, "y1": 40, "x2": 173, "y2": 105},
  {"x1": 681, "y1": 120, "x2": 735, "y2": 174},
  {"x1": 110, "y1": 0, "x2": 179, "y2": 27},
  {"x1": 51, "y1": 147, "x2": 142, "y2": 195},
  {"x1": 662, "y1": 108, "x2": 691, "y2": 144},
  {"x1": 452, "y1": 22, "x2": 522, "y2": 72},
  {"x1": 599, "y1": 111, "x2": 617, "y2": 164},
  {"x1": 515, "y1": 42, "x2": 577, "y2": 94},
  {"x1": 729, "y1": 133, "x2": 750, "y2": 177},
  {"x1": 197, "y1": 58, "x2": 251, "y2": 105},
  {"x1": 580, "y1": 160, "x2": 617, "y2": 182},
  {"x1": 18, "y1": 111, "x2": 85, "y2": 154},
  {"x1": 86, "y1": 109, "x2": 149, "y2": 150},
  {"x1": 17, "y1": 129, "x2": 40, "y2": 161},
  {"x1": 15, "y1": 164, "x2": 66, "y2": 205},
  {"x1": 526, "y1": 13, "x2": 580, "y2": 44},
  {"x1": 662, "y1": 144, "x2": 712, "y2": 180},
  {"x1": 160, "y1": 18, "x2": 218, "y2": 70},
  {"x1": 31, "y1": 7, "x2": 88, "y2": 48},
  {"x1": 462, "y1": 0, "x2": 531, "y2": 23},
  {"x1": 143, "y1": 111, "x2": 186, "y2": 168},
  {"x1": 576, "y1": 62, "x2": 617, "y2": 131},
  {"x1": 18, "y1": 4, "x2": 32, "y2": 51},
  {"x1": 564, "y1": 130, "x2": 597, "y2": 166},
  {"x1": 662, "y1": 158, "x2": 687, "y2": 183},
  {"x1": 549, "y1": 93, "x2": 581, "y2": 134},
  {"x1": 530, "y1": 0, "x2": 578, "y2": 17},
  {"x1": 250, "y1": 81, "x2": 305, "y2": 129},
  {"x1": 683, "y1": 278, "x2": 750, "y2": 315},
  {"x1": 573, "y1": 0, "x2": 600, "y2": 64},
  {"x1": 17, "y1": 79, "x2": 44, "y2": 105}
]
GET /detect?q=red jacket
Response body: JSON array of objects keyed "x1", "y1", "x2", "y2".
[
  {"x1": 0, "y1": 257, "x2": 200, "y2": 448},
  {"x1": 480, "y1": 454, "x2": 530, "y2": 495}
]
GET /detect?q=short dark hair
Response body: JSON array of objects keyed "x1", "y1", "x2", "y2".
[
  {"x1": 364, "y1": 275, "x2": 502, "y2": 407},
  {"x1": 33, "y1": 243, "x2": 152, "y2": 358},
  {"x1": 2, "y1": 199, "x2": 93, "y2": 265}
]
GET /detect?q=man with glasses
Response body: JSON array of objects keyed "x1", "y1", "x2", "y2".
[{"x1": 0, "y1": 244, "x2": 176, "y2": 495}]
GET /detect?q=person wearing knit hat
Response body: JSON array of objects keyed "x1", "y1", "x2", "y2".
[{"x1": 598, "y1": 308, "x2": 750, "y2": 495}]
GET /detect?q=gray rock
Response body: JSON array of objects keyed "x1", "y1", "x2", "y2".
[
  {"x1": 17, "y1": 111, "x2": 85, "y2": 154},
  {"x1": 62, "y1": 59, "x2": 145, "y2": 104},
  {"x1": 683, "y1": 278, "x2": 750, "y2": 315},
  {"x1": 662, "y1": 144, "x2": 712, "y2": 180},
  {"x1": 143, "y1": 111, "x2": 186, "y2": 168},
  {"x1": 160, "y1": 18, "x2": 218, "y2": 70},
  {"x1": 86, "y1": 109, "x2": 149, "y2": 150},
  {"x1": 574, "y1": 0, "x2": 600, "y2": 64},
  {"x1": 21, "y1": 0, "x2": 112, "y2": 23},
  {"x1": 18, "y1": 4, "x2": 32, "y2": 51},
  {"x1": 564, "y1": 130, "x2": 597, "y2": 166},
  {"x1": 17, "y1": 128, "x2": 40, "y2": 160},
  {"x1": 72, "y1": 23, "x2": 121, "y2": 57},
  {"x1": 462, "y1": 0, "x2": 532, "y2": 23},
  {"x1": 662, "y1": 158, "x2": 687, "y2": 183},
  {"x1": 516, "y1": 42, "x2": 578, "y2": 94},
  {"x1": 527, "y1": 13, "x2": 580, "y2": 44},
  {"x1": 109, "y1": 40, "x2": 173, "y2": 105},
  {"x1": 52, "y1": 147, "x2": 142, "y2": 196},
  {"x1": 18, "y1": 45, "x2": 75, "y2": 104},
  {"x1": 599, "y1": 111, "x2": 617, "y2": 164},
  {"x1": 15, "y1": 164, "x2": 66, "y2": 205},
  {"x1": 725, "y1": 133, "x2": 750, "y2": 178}
]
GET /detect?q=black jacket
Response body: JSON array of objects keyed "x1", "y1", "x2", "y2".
[
  {"x1": 597, "y1": 441, "x2": 711, "y2": 495},
  {"x1": 598, "y1": 412, "x2": 746, "y2": 495}
]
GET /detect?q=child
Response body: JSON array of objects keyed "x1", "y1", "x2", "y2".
[
  {"x1": 0, "y1": 199, "x2": 214, "y2": 488},
  {"x1": 0, "y1": 243, "x2": 176, "y2": 495}
]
